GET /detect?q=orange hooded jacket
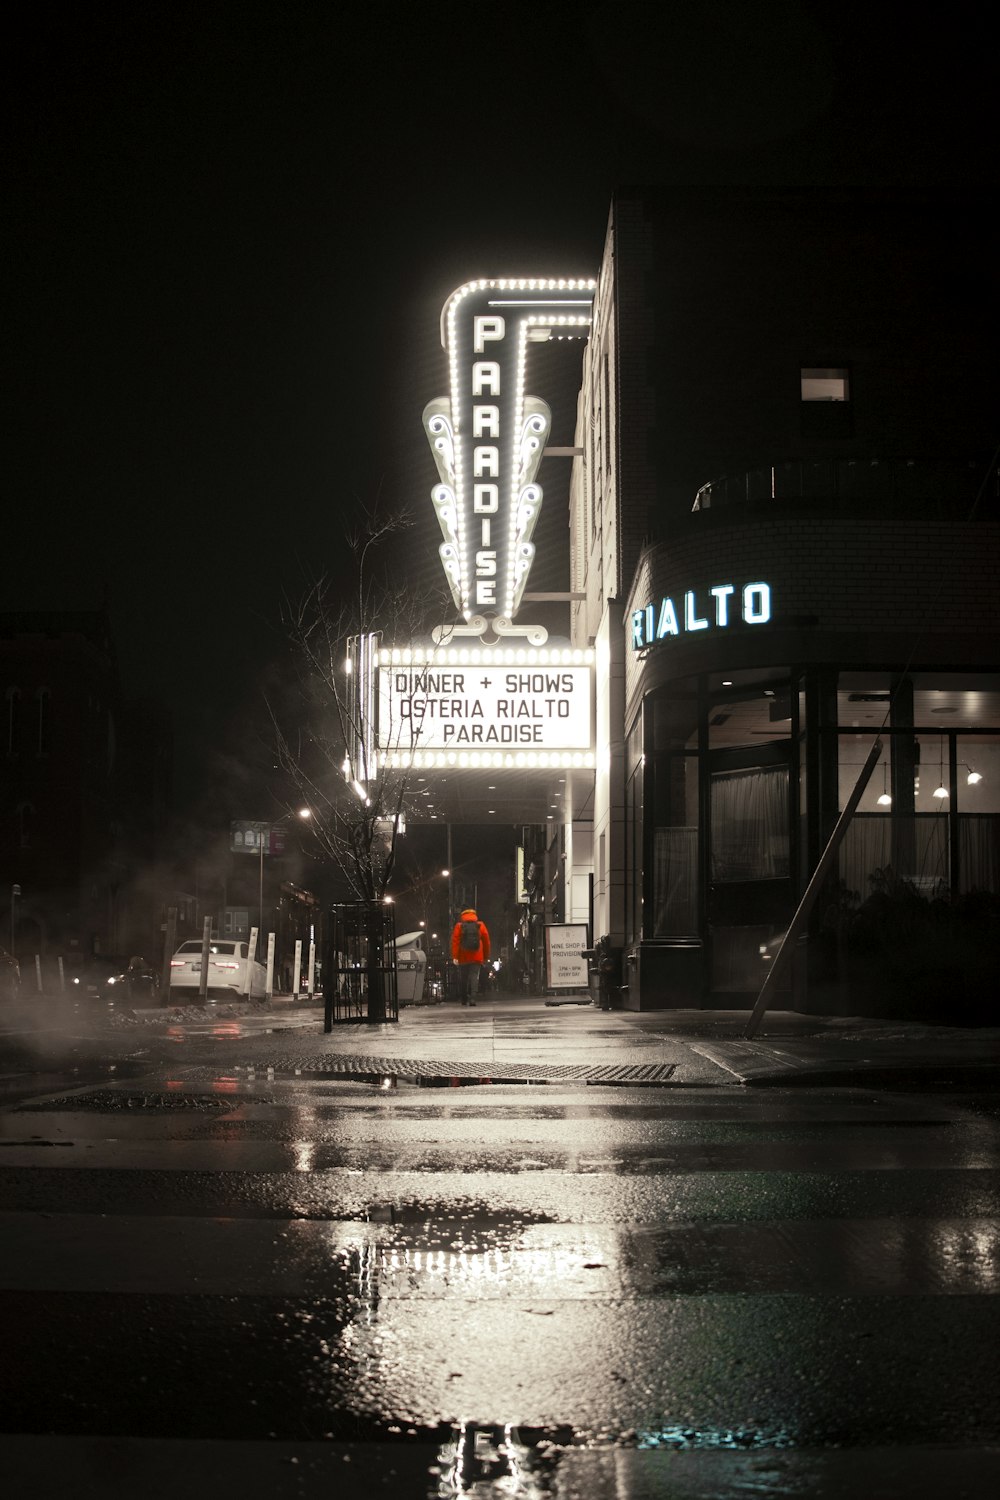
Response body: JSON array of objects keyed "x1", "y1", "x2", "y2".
[{"x1": 451, "y1": 909, "x2": 490, "y2": 965}]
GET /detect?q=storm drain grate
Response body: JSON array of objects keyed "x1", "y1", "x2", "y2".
[
  {"x1": 18, "y1": 1092, "x2": 238, "y2": 1113},
  {"x1": 226, "y1": 1056, "x2": 677, "y2": 1083}
]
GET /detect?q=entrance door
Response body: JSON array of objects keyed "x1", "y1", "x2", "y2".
[{"x1": 708, "y1": 743, "x2": 793, "y2": 995}]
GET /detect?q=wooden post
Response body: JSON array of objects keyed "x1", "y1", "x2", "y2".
[{"x1": 745, "y1": 737, "x2": 882, "y2": 1038}]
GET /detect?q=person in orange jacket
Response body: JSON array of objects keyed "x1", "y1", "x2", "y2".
[{"x1": 450, "y1": 906, "x2": 490, "y2": 1006}]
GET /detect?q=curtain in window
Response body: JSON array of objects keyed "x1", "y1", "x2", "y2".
[
  {"x1": 710, "y1": 767, "x2": 789, "y2": 881},
  {"x1": 840, "y1": 814, "x2": 949, "y2": 901},
  {"x1": 960, "y1": 815, "x2": 1000, "y2": 894},
  {"x1": 653, "y1": 827, "x2": 698, "y2": 936}
]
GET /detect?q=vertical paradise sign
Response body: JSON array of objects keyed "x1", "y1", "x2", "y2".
[{"x1": 422, "y1": 277, "x2": 596, "y2": 622}]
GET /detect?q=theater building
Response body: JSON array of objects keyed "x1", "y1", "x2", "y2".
[{"x1": 565, "y1": 189, "x2": 1000, "y2": 1012}]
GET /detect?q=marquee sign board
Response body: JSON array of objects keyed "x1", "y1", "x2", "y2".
[
  {"x1": 375, "y1": 645, "x2": 595, "y2": 770},
  {"x1": 423, "y1": 278, "x2": 596, "y2": 621}
]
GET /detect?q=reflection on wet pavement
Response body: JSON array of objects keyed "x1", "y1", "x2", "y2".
[{"x1": 3, "y1": 1037, "x2": 1000, "y2": 1491}]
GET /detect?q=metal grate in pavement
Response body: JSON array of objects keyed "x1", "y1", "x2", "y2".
[
  {"x1": 18, "y1": 1092, "x2": 239, "y2": 1113},
  {"x1": 229, "y1": 1056, "x2": 677, "y2": 1083}
]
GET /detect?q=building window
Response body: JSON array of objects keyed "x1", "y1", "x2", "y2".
[
  {"x1": 801, "y1": 367, "x2": 850, "y2": 401},
  {"x1": 5, "y1": 687, "x2": 20, "y2": 756}
]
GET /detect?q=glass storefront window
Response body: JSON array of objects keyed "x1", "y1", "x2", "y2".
[
  {"x1": 838, "y1": 738, "x2": 892, "y2": 813},
  {"x1": 959, "y1": 737, "x2": 1000, "y2": 892},
  {"x1": 705, "y1": 683, "x2": 792, "y2": 752},
  {"x1": 956, "y1": 740, "x2": 999, "y2": 816},
  {"x1": 648, "y1": 696, "x2": 700, "y2": 938},
  {"x1": 652, "y1": 755, "x2": 699, "y2": 937},
  {"x1": 710, "y1": 765, "x2": 790, "y2": 882},
  {"x1": 837, "y1": 672, "x2": 1000, "y2": 901},
  {"x1": 625, "y1": 716, "x2": 644, "y2": 945}
]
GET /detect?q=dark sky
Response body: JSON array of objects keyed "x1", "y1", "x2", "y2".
[{"x1": 4, "y1": 0, "x2": 996, "y2": 801}]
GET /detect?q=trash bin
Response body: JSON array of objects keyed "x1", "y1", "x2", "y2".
[
  {"x1": 589, "y1": 935, "x2": 623, "y2": 1010},
  {"x1": 395, "y1": 946, "x2": 427, "y2": 1006}
]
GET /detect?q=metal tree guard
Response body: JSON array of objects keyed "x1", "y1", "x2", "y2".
[{"x1": 322, "y1": 902, "x2": 399, "y2": 1029}]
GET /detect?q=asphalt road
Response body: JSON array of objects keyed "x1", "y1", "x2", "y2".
[{"x1": 2, "y1": 1004, "x2": 999, "y2": 1497}]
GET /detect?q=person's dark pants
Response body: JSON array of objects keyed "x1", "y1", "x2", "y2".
[{"x1": 457, "y1": 962, "x2": 481, "y2": 1003}]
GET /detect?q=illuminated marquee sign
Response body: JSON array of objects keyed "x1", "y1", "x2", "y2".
[
  {"x1": 376, "y1": 645, "x2": 595, "y2": 770},
  {"x1": 423, "y1": 277, "x2": 596, "y2": 621},
  {"x1": 632, "y1": 582, "x2": 773, "y2": 650}
]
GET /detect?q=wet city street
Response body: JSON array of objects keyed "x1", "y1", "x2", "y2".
[{"x1": 2, "y1": 998, "x2": 1000, "y2": 1497}]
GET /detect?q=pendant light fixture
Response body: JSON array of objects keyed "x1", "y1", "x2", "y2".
[
  {"x1": 877, "y1": 761, "x2": 892, "y2": 806},
  {"x1": 933, "y1": 737, "x2": 949, "y2": 800}
]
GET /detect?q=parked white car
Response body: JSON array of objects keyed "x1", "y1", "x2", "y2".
[{"x1": 168, "y1": 940, "x2": 266, "y2": 1001}]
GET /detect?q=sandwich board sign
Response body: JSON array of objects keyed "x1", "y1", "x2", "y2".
[{"x1": 544, "y1": 923, "x2": 590, "y2": 991}]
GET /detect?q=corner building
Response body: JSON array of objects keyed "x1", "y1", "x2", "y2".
[{"x1": 567, "y1": 188, "x2": 1000, "y2": 1012}]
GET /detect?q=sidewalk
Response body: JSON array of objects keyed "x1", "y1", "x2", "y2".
[{"x1": 130, "y1": 993, "x2": 1000, "y2": 1089}]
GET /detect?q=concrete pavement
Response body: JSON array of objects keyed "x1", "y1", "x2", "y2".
[{"x1": 124, "y1": 993, "x2": 1000, "y2": 1088}]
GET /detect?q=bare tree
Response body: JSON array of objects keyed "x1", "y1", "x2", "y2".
[{"x1": 269, "y1": 501, "x2": 450, "y2": 906}]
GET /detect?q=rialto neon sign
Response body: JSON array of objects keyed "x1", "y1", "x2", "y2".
[
  {"x1": 423, "y1": 278, "x2": 596, "y2": 620},
  {"x1": 631, "y1": 583, "x2": 772, "y2": 650}
]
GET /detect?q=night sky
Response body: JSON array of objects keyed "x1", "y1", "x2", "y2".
[{"x1": 4, "y1": 1, "x2": 996, "y2": 808}]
